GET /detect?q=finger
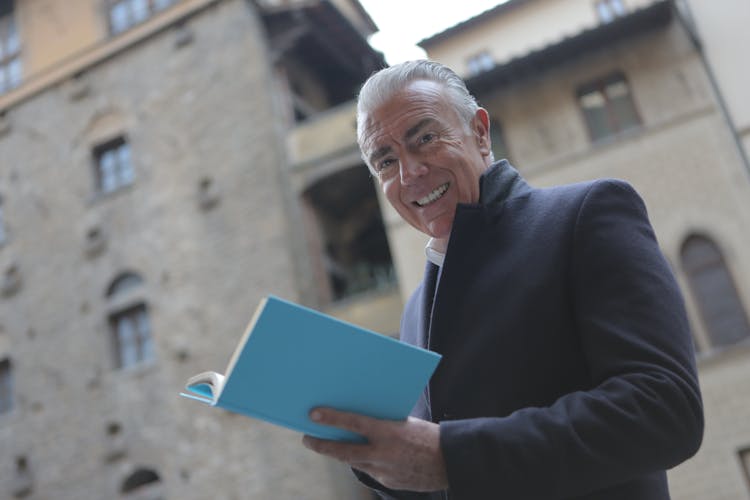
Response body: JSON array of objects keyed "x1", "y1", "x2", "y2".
[
  {"x1": 310, "y1": 407, "x2": 385, "y2": 438},
  {"x1": 302, "y1": 434, "x2": 375, "y2": 464}
]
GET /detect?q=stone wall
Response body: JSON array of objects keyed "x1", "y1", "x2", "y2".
[{"x1": 0, "y1": 0, "x2": 368, "y2": 498}]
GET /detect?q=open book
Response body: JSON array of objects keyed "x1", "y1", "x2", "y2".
[{"x1": 180, "y1": 295, "x2": 441, "y2": 442}]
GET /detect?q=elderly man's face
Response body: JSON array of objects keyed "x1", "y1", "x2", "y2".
[{"x1": 360, "y1": 80, "x2": 492, "y2": 240}]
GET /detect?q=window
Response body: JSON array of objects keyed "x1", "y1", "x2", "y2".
[
  {"x1": 110, "y1": 304, "x2": 153, "y2": 368},
  {"x1": 490, "y1": 119, "x2": 509, "y2": 162},
  {"x1": 681, "y1": 234, "x2": 750, "y2": 350},
  {"x1": 109, "y1": 0, "x2": 178, "y2": 35},
  {"x1": 107, "y1": 273, "x2": 154, "y2": 369},
  {"x1": 0, "y1": 358, "x2": 12, "y2": 414},
  {"x1": 122, "y1": 468, "x2": 161, "y2": 495},
  {"x1": 595, "y1": 0, "x2": 626, "y2": 23},
  {"x1": 466, "y1": 51, "x2": 494, "y2": 77},
  {"x1": 0, "y1": 0, "x2": 22, "y2": 94},
  {"x1": 93, "y1": 137, "x2": 135, "y2": 194},
  {"x1": 577, "y1": 72, "x2": 640, "y2": 141}
]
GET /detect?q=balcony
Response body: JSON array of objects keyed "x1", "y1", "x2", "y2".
[{"x1": 286, "y1": 100, "x2": 360, "y2": 171}]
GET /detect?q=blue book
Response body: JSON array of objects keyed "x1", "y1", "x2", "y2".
[{"x1": 180, "y1": 295, "x2": 441, "y2": 442}]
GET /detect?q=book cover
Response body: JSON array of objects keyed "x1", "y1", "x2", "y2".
[{"x1": 180, "y1": 295, "x2": 442, "y2": 442}]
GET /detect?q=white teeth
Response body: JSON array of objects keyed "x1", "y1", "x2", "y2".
[{"x1": 416, "y1": 183, "x2": 449, "y2": 207}]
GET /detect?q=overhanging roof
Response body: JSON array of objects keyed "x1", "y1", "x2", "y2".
[
  {"x1": 258, "y1": 0, "x2": 386, "y2": 77},
  {"x1": 418, "y1": 0, "x2": 529, "y2": 49},
  {"x1": 349, "y1": 0, "x2": 379, "y2": 33},
  {"x1": 464, "y1": 0, "x2": 674, "y2": 95}
]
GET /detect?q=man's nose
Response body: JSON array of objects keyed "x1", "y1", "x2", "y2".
[{"x1": 400, "y1": 155, "x2": 427, "y2": 184}]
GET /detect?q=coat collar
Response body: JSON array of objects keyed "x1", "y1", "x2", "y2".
[
  {"x1": 416, "y1": 161, "x2": 531, "y2": 351},
  {"x1": 478, "y1": 159, "x2": 533, "y2": 207},
  {"x1": 421, "y1": 161, "x2": 531, "y2": 350}
]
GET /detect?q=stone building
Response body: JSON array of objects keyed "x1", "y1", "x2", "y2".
[{"x1": 0, "y1": 0, "x2": 387, "y2": 498}]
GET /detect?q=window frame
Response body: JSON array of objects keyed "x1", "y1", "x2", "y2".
[
  {"x1": 106, "y1": 272, "x2": 155, "y2": 370},
  {"x1": 109, "y1": 303, "x2": 154, "y2": 369},
  {"x1": 92, "y1": 136, "x2": 135, "y2": 195},
  {"x1": 576, "y1": 72, "x2": 641, "y2": 142}
]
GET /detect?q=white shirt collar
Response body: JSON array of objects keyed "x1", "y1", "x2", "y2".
[{"x1": 425, "y1": 238, "x2": 447, "y2": 267}]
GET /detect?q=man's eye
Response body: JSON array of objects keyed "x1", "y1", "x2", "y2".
[
  {"x1": 378, "y1": 158, "x2": 396, "y2": 171},
  {"x1": 419, "y1": 133, "x2": 436, "y2": 144}
]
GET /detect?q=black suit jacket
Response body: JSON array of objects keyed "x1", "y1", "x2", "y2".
[{"x1": 359, "y1": 162, "x2": 703, "y2": 500}]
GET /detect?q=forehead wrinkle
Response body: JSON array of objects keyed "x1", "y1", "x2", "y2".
[
  {"x1": 362, "y1": 86, "x2": 444, "y2": 165},
  {"x1": 367, "y1": 116, "x2": 437, "y2": 165}
]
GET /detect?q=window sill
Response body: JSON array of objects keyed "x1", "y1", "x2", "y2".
[
  {"x1": 588, "y1": 124, "x2": 644, "y2": 146},
  {"x1": 87, "y1": 182, "x2": 135, "y2": 205},
  {"x1": 116, "y1": 358, "x2": 159, "y2": 377}
]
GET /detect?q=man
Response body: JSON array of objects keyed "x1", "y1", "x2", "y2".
[{"x1": 302, "y1": 60, "x2": 703, "y2": 499}]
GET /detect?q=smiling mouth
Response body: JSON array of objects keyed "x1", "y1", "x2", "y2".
[{"x1": 415, "y1": 183, "x2": 449, "y2": 207}]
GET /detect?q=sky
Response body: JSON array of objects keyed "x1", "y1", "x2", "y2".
[{"x1": 357, "y1": 0, "x2": 508, "y2": 64}]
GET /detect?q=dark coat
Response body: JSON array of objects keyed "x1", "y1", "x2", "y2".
[{"x1": 359, "y1": 161, "x2": 703, "y2": 500}]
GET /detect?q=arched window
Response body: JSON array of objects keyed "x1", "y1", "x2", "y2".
[
  {"x1": 107, "y1": 272, "x2": 143, "y2": 297},
  {"x1": 121, "y1": 467, "x2": 160, "y2": 493},
  {"x1": 106, "y1": 272, "x2": 154, "y2": 368},
  {"x1": 681, "y1": 234, "x2": 750, "y2": 349}
]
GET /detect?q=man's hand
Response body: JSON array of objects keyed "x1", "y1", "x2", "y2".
[{"x1": 302, "y1": 408, "x2": 449, "y2": 492}]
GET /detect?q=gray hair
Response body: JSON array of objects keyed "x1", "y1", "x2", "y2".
[{"x1": 356, "y1": 60, "x2": 481, "y2": 169}]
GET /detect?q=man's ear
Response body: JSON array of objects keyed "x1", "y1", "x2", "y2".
[{"x1": 473, "y1": 108, "x2": 492, "y2": 157}]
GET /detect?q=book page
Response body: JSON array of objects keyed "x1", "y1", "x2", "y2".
[
  {"x1": 183, "y1": 371, "x2": 226, "y2": 403},
  {"x1": 224, "y1": 296, "x2": 268, "y2": 380}
]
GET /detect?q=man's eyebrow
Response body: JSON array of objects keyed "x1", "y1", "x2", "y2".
[
  {"x1": 369, "y1": 145, "x2": 392, "y2": 166},
  {"x1": 405, "y1": 118, "x2": 436, "y2": 142}
]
